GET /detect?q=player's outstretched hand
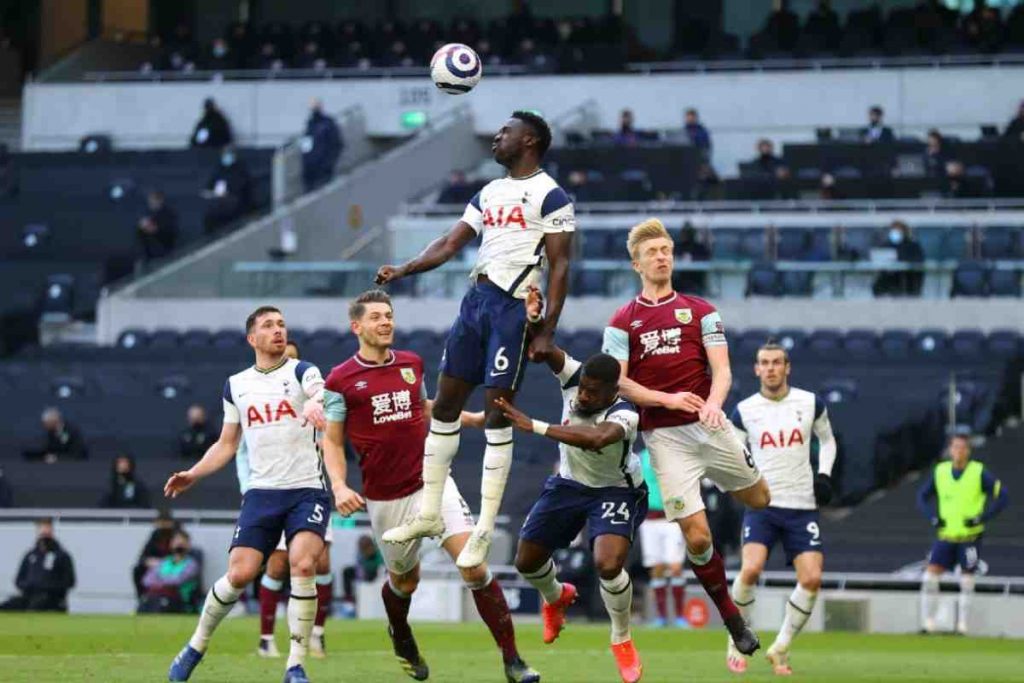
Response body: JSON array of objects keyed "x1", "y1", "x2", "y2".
[
  {"x1": 374, "y1": 264, "x2": 404, "y2": 285},
  {"x1": 302, "y1": 399, "x2": 326, "y2": 431},
  {"x1": 664, "y1": 391, "x2": 705, "y2": 413},
  {"x1": 699, "y1": 403, "x2": 727, "y2": 431},
  {"x1": 164, "y1": 471, "x2": 196, "y2": 499},
  {"x1": 494, "y1": 397, "x2": 532, "y2": 431},
  {"x1": 334, "y1": 484, "x2": 366, "y2": 517}
]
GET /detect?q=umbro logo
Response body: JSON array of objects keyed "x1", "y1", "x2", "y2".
[
  {"x1": 355, "y1": 381, "x2": 368, "y2": 390},
  {"x1": 630, "y1": 320, "x2": 644, "y2": 329}
]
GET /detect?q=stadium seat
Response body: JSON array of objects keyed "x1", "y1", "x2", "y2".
[
  {"x1": 985, "y1": 330, "x2": 1021, "y2": 358},
  {"x1": 287, "y1": 328, "x2": 310, "y2": 348},
  {"x1": 914, "y1": 329, "x2": 949, "y2": 358},
  {"x1": 734, "y1": 328, "x2": 772, "y2": 361},
  {"x1": 710, "y1": 230, "x2": 743, "y2": 259},
  {"x1": 157, "y1": 374, "x2": 192, "y2": 400},
  {"x1": 211, "y1": 329, "x2": 246, "y2": 348},
  {"x1": 574, "y1": 270, "x2": 607, "y2": 295},
  {"x1": 951, "y1": 261, "x2": 989, "y2": 297},
  {"x1": 117, "y1": 329, "x2": 148, "y2": 350},
  {"x1": 879, "y1": 330, "x2": 913, "y2": 359},
  {"x1": 950, "y1": 330, "x2": 986, "y2": 359},
  {"x1": 51, "y1": 375, "x2": 87, "y2": 399},
  {"x1": 980, "y1": 226, "x2": 1020, "y2": 259},
  {"x1": 988, "y1": 269, "x2": 1022, "y2": 297},
  {"x1": 777, "y1": 229, "x2": 811, "y2": 260},
  {"x1": 839, "y1": 227, "x2": 874, "y2": 260},
  {"x1": 746, "y1": 264, "x2": 779, "y2": 296},
  {"x1": 739, "y1": 230, "x2": 769, "y2": 260},
  {"x1": 181, "y1": 329, "x2": 212, "y2": 349},
  {"x1": 308, "y1": 328, "x2": 345, "y2": 348},
  {"x1": 819, "y1": 378, "x2": 859, "y2": 404},
  {"x1": 581, "y1": 231, "x2": 614, "y2": 259},
  {"x1": 843, "y1": 329, "x2": 879, "y2": 359},
  {"x1": 774, "y1": 328, "x2": 807, "y2": 354},
  {"x1": 779, "y1": 270, "x2": 813, "y2": 296},
  {"x1": 149, "y1": 329, "x2": 181, "y2": 349},
  {"x1": 568, "y1": 330, "x2": 604, "y2": 359},
  {"x1": 42, "y1": 273, "x2": 75, "y2": 322},
  {"x1": 807, "y1": 330, "x2": 844, "y2": 358}
]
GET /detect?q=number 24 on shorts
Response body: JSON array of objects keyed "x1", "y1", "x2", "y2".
[{"x1": 601, "y1": 501, "x2": 631, "y2": 525}]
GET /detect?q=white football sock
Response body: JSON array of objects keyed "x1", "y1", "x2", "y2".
[
  {"x1": 775, "y1": 584, "x2": 818, "y2": 649},
  {"x1": 286, "y1": 575, "x2": 317, "y2": 670},
  {"x1": 189, "y1": 575, "x2": 243, "y2": 652},
  {"x1": 520, "y1": 558, "x2": 563, "y2": 605},
  {"x1": 477, "y1": 427, "x2": 513, "y2": 532},
  {"x1": 731, "y1": 575, "x2": 756, "y2": 623},
  {"x1": 958, "y1": 574, "x2": 974, "y2": 627},
  {"x1": 418, "y1": 418, "x2": 461, "y2": 519},
  {"x1": 921, "y1": 572, "x2": 939, "y2": 626},
  {"x1": 599, "y1": 570, "x2": 633, "y2": 645}
]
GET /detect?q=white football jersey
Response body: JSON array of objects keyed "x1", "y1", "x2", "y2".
[
  {"x1": 555, "y1": 354, "x2": 642, "y2": 489},
  {"x1": 223, "y1": 357, "x2": 325, "y2": 491},
  {"x1": 460, "y1": 169, "x2": 575, "y2": 299},
  {"x1": 732, "y1": 387, "x2": 837, "y2": 510}
]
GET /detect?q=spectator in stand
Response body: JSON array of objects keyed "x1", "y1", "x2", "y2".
[
  {"x1": 179, "y1": 404, "x2": 214, "y2": 460},
  {"x1": 752, "y1": 138, "x2": 786, "y2": 176},
  {"x1": 133, "y1": 509, "x2": 181, "y2": 598},
  {"x1": 437, "y1": 169, "x2": 475, "y2": 204},
  {"x1": 296, "y1": 40, "x2": 327, "y2": 70},
  {"x1": 0, "y1": 464, "x2": 12, "y2": 507},
  {"x1": 381, "y1": 40, "x2": 414, "y2": 67},
  {"x1": 613, "y1": 108, "x2": 638, "y2": 146},
  {"x1": 139, "y1": 530, "x2": 202, "y2": 614},
  {"x1": 873, "y1": 220, "x2": 925, "y2": 297},
  {"x1": 690, "y1": 162, "x2": 722, "y2": 201},
  {"x1": 301, "y1": 99, "x2": 343, "y2": 191},
  {"x1": 136, "y1": 190, "x2": 178, "y2": 262},
  {"x1": 99, "y1": 454, "x2": 151, "y2": 509},
  {"x1": 861, "y1": 105, "x2": 894, "y2": 144},
  {"x1": 205, "y1": 37, "x2": 237, "y2": 71},
  {"x1": 683, "y1": 108, "x2": 711, "y2": 159},
  {"x1": 249, "y1": 41, "x2": 285, "y2": 70},
  {"x1": 201, "y1": 145, "x2": 252, "y2": 234},
  {"x1": 475, "y1": 38, "x2": 502, "y2": 66},
  {"x1": 0, "y1": 518, "x2": 75, "y2": 612},
  {"x1": 804, "y1": 0, "x2": 841, "y2": 47},
  {"x1": 819, "y1": 173, "x2": 843, "y2": 200},
  {"x1": 189, "y1": 97, "x2": 233, "y2": 149},
  {"x1": 341, "y1": 534, "x2": 384, "y2": 611},
  {"x1": 24, "y1": 408, "x2": 87, "y2": 463},
  {"x1": 943, "y1": 160, "x2": 987, "y2": 198},
  {"x1": 761, "y1": 0, "x2": 801, "y2": 51},
  {"x1": 1002, "y1": 100, "x2": 1024, "y2": 143},
  {"x1": 924, "y1": 129, "x2": 949, "y2": 178},
  {"x1": 565, "y1": 169, "x2": 599, "y2": 203},
  {"x1": 963, "y1": 1, "x2": 1005, "y2": 53},
  {"x1": 671, "y1": 222, "x2": 711, "y2": 295}
]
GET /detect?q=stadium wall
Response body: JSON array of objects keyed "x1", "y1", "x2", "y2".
[
  {"x1": 23, "y1": 66, "x2": 1024, "y2": 176},
  {"x1": 96, "y1": 296, "x2": 1024, "y2": 344}
]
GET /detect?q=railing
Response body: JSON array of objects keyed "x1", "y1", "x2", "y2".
[{"x1": 80, "y1": 63, "x2": 531, "y2": 83}]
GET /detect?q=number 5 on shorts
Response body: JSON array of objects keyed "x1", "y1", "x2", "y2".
[{"x1": 308, "y1": 503, "x2": 325, "y2": 525}]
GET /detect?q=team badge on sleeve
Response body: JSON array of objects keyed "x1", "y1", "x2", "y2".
[
  {"x1": 674, "y1": 309, "x2": 693, "y2": 324},
  {"x1": 400, "y1": 368, "x2": 417, "y2": 385}
]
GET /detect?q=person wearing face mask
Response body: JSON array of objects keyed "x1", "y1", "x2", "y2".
[
  {"x1": 0, "y1": 518, "x2": 76, "y2": 612},
  {"x1": 301, "y1": 98, "x2": 343, "y2": 192},
  {"x1": 873, "y1": 220, "x2": 925, "y2": 297},
  {"x1": 100, "y1": 454, "x2": 151, "y2": 509},
  {"x1": 139, "y1": 530, "x2": 203, "y2": 614},
  {"x1": 201, "y1": 145, "x2": 252, "y2": 234},
  {"x1": 190, "y1": 97, "x2": 233, "y2": 148}
]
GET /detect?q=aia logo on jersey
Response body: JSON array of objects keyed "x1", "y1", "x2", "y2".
[
  {"x1": 246, "y1": 400, "x2": 298, "y2": 426},
  {"x1": 759, "y1": 429, "x2": 805, "y2": 449},
  {"x1": 482, "y1": 205, "x2": 526, "y2": 230}
]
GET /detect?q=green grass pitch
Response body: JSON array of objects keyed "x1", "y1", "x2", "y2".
[{"x1": 0, "y1": 614, "x2": 1022, "y2": 682}]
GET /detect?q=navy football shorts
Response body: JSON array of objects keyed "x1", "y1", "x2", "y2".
[
  {"x1": 230, "y1": 487, "x2": 331, "y2": 559},
  {"x1": 520, "y1": 476, "x2": 649, "y2": 550},
  {"x1": 928, "y1": 538, "x2": 982, "y2": 573},
  {"x1": 742, "y1": 507, "x2": 824, "y2": 565}
]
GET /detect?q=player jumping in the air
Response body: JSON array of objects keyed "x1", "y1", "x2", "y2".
[
  {"x1": 165, "y1": 306, "x2": 330, "y2": 683},
  {"x1": 237, "y1": 340, "x2": 334, "y2": 660},
  {"x1": 602, "y1": 218, "x2": 770, "y2": 658},
  {"x1": 321, "y1": 289, "x2": 540, "y2": 683},
  {"x1": 917, "y1": 434, "x2": 1007, "y2": 636},
  {"x1": 728, "y1": 341, "x2": 838, "y2": 675},
  {"x1": 496, "y1": 298, "x2": 647, "y2": 683},
  {"x1": 376, "y1": 110, "x2": 574, "y2": 568}
]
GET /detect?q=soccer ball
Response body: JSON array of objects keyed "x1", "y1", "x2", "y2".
[{"x1": 430, "y1": 43, "x2": 482, "y2": 95}]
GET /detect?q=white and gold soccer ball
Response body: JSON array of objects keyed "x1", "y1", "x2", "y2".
[{"x1": 430, "y1": 43, "x2": 482, "y2": 95}]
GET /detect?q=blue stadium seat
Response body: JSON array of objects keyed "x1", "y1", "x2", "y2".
[
  {"x1": 986, "y1": 330, "x2": 1021, "y2": 358},
  {"x1": 734, "y1": 328, "x2": 772, "y2": 361},
  {"x1": 807, "y1": 330, "x2": 843, "y2": 358},
  {"x1": 819, "y1": 378, "x2": 859, "y2": 404},
  {"x1": 980, "y1": 226, "x2": 1020, "y2": 259},
  {"x1": 212, "y1": 329, "x2": 245, "y2": 348},
  {"x1": 42, "y1": 273, "x2": 75, "y2": 321},
  {"x1": 308, "y1": 328, "x2": 344, "y2": 348},
  {"x1": 913, "y1": 329, "x2": 949, "y2": 358},
  {"x1": 915, "y1": 228, "x2": 948, "y2": 260},
  {"x1": 940, "y1": 228, "x2": 970, "y2": 259},
  {"x1": 779, "y1": 270, "x2": 813, "y2": 296},
  {"x1": 832, "y1": 166, "x2": 862, "y2": 179},
  {"x1": 777, "y1": 229, "x2": 810, "y2": 260},
  {"x1": 839, "y1": 227, "x2": 874, "y2": 260},
  {"x1": 51, "y1": 375, "x2": 87, "y2": 399},
  {"x1": 149, "y1": 328, "x2": 181, "y2": 349},
  {"x1": 843, "y1": 329, "x2": 878, "y2": 359},
  {"x1": 287, "y1": 329, "x2": 310, "y2": 349},
  {"x1": 574, "y1": 270, "x2": 607, "y2": 295},
  {"x1": 879, "y1": 330, "x2": 913, "y2": 359},
  {"x1": 951, "y1": 261, "x2": 988, "y2": 297},
  {"x1": 739, "y1": 229, "x2": 769, "y2": 260},
  {"x1": 406, "y1": 329, "x2": 443, "y2": 357},
  {"x1": 950, "y1": 330, "x2": 985, "y2": 360},
  {"x1": 157, "y1": 374, "x2": 192, "y2": 400},
  {"x1": 181, "y1": 329, "x2": 212, "y2": 349},
  {"x1": 569, "y1": 330, "x2": 604, "y2": 359},
  {"x1": 581, "y1": 231, "x2": 613, "y2": 259},
  {"x1": 746, "y1": 264, "x2": 778, "y2": 296},
  {"x1": 988, "y1": 269, "x2": 1021, "y2": 297},
  {"x1": 711, "y1": 230, "x2": 743, "y2": 259},
  {"x1": 806, "y1": 228, "x2": 833, "y2": 262},
  {"x1": 117, "y1": 329, "x2": 148, "y2": 350},
  {"x1": 774, "y1": 329, "x2": 807, "y2": 354}
]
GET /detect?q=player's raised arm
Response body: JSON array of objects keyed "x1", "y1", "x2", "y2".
[
  {"x1": 811, "y1": 396, "x2": 838, "y2": 505},
  {"x1": 494, "y1": 397, "x2": 625, "y2": 451},
  {"x1": 529, "y1": 231, "x2": 572, "y2": 362},
  {"x1": 375, "y1": 213, "x2": 479, "y2": 285},
  {"x1": 322, "y1": 389, "x2": 365, "y2": 516},
  {"x1": 164, "y1": 421, "x2": 241, "y2": 498}
]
